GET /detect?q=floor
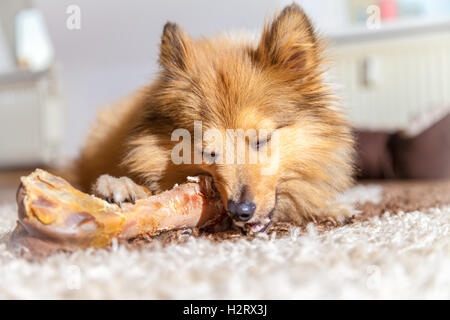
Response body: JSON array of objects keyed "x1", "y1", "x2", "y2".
[{"x1": 0, "y1": 169, "x2": 449, "y2": 299}]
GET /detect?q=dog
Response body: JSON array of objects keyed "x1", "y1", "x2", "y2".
[{"x1": 74, "y1": 3, "x2": 355, "y2": 233}]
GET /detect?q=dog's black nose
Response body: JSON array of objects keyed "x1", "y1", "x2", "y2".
[{"x1": 227, "y1": 200, "x2": 256, "y2": 221}]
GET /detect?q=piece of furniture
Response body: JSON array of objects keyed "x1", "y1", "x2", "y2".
[
  {"x1": 0, "y1": 0, "x2": 63, "y2": 168},
  {"x1": 330, "y1": 18, "x2": 450, "y2": 130},
  {"x1": 0, "y1": 68, "x2": 63, "y2": 167}
]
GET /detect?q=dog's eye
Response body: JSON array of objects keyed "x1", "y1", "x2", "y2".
[
  {"x1": 253, "y1": 138, "x2": 269, "y2": 150},
  {"x1": 253, "y1": 131, "x2": 274, "y2": 150},
  {"x1": 203, "y1": 150, "x2": 218, "y2": 163}
]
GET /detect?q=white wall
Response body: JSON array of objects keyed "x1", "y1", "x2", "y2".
[{"x1": 33, "y1": 0, "x2": 348, "y2": 157}]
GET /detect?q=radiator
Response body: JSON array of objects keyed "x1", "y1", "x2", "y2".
[
  {"x1": 330, "y1": 27, "x2": 450, "y2": 130},
  {"x1": 0, "y1": 68, "x2": 63, "y2": 167}
]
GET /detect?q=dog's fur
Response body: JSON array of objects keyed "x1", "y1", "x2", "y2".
[{"x1": 75, "y1": 4, "x2": 355, "y2": 228}]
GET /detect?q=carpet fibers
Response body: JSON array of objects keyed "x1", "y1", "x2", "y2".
[{"x1": 0, "y1": 181, "x2": 449, "y2": 299}]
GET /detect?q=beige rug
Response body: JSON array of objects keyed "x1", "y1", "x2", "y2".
[{"x1": 0, "y1": 181, "x2": 449, "y2": 299}]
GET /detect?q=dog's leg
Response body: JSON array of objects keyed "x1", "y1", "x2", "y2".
[
  {"x1": 93, "y1": 175, "x2": 151, "y2": 205},
  {"x1": 275, "y1": 186, "x2": 358, "y2": 226}
]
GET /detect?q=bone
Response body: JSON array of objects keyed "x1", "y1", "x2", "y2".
[{"x1": 11, "y1": 169, "x2": 225, "y2": 251}]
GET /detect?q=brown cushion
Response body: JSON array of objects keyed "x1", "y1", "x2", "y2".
[
  {"x1": 355, "y1": 130, "x2": 396, "y2": 179},
  {"x1": 389, "y1": 113, "x2": 450, "y2": 179}
]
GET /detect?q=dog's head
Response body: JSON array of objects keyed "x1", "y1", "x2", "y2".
[{"x1": 126, "y1": 4, "x2": 354, "y2": 232}]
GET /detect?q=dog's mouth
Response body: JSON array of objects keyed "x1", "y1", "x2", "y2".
[
  {"x1": 231, "y1": 209, "x2": 274, "y2": 233},
  {"x1": 232, "y1": 218, "x2": 272, "y2": 233},
  {"x1": 208, "y1": 177, "x2": 274, "y2": 233},
  {"x1": 244, "y1": 218, "x2": 272, "y2": 233}
]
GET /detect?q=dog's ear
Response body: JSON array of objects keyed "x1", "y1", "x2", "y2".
[
  {"x1": 255, "y1": 3, "x2": 320, "y2": 76},
  {"x1": 159, "y1": 22, "x2": 191, "y2": 72}
]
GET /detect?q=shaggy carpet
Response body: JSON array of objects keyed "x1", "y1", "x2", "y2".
[{"x1": 0, "y1": 180, "x2": 449, "y2": 299}]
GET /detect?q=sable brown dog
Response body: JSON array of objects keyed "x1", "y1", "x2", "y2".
[{"x1": 75, "y1": 4, "x2": 355, "y2": 232}]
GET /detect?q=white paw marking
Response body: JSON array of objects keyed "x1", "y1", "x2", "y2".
[{"x1": 93, "y1": 175, "x2": 148, "y2": 205}]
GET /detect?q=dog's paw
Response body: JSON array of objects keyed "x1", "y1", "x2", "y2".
[
  {"x1": 93, "y1": 175, "x2": 150, "y2": 205},
  {"x1": 319, "y1": 202, "x2": 359, "y2": 225}
]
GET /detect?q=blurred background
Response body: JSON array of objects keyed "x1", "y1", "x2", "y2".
[{"x1": 0, "y1": 0, "x2": 449, "y2": 187}]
